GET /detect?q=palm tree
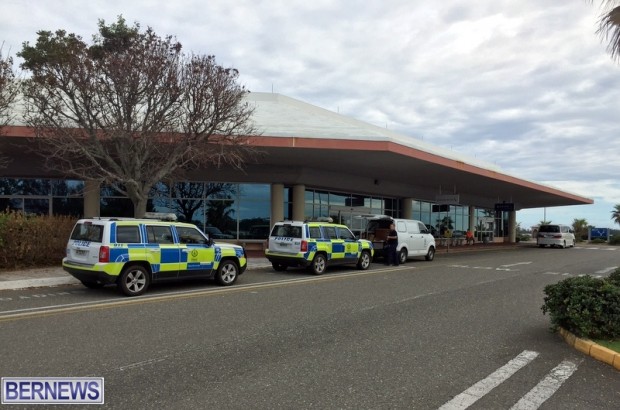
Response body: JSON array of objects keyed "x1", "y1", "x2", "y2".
[
  {"x1": 591, "y1": 1, "x2": 620, "y2": 61},
  {"x1": 572, "y1": 218, "x2": 589, "y2": 241},
  {"x1": 612, "y1": 204, "x2": 620, "y2": 226}
]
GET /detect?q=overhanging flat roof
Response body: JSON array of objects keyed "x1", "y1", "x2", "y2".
[{"x1": 0, "y1": 92, "x2": 593, "y2": 210}]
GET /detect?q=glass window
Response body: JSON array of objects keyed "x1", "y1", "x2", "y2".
[
  {"x1": 70, "y1": 222, "x2": 104, "y2": 243},
  {"x1": 238, "y1": 185, "x2": 270, "y2": 239},
  {"x1": 338, "y1": 227, "x2": 355, "y2": 240},
  {"x1": 272, "y1": 224, "x2": 302, "y2": 238},
  {"x1": 146, "y1": 225, "x2": 174, "y2": 244},
  {"x1": 309, "y1": 226, "x2": 322, "y2": 239},
  {"x1": 239, "y1": 184, "x2": 269, "y2": 201},
  {"x1": 53, "y1": 198, "x2": 83, "y2": 216},
  {"x1": 24, "y1": 199, "x2": 49, "y2": 215},
  {"x1": 323, "y1": 226, "x2": 337, "y2": 239},
  {"x1": 329, "y1": 192, "x2": 347, "y2": 206},
  {"x1": 205, "y1": 199, "x2": 236, "y2": 238},
  {"x1": 116, "y1": 226, "x2": 142, "y2": 244},
  {"x1": 176, "y1": 226, "x2": 208, "y2": 245}
]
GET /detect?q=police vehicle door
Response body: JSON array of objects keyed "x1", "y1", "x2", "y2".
[
  {"x1": 175, "y1": 225, "x2": 216, "y2": 277},
  {"x1": 337, "y1": 227, "x2": 360, "y2": 261},
  {"x1": 145, "y1": 224, "x2": 180, "y2": 280},
  {"x1": 407, "y1": 221, "x2": 425, "y2": 256}
]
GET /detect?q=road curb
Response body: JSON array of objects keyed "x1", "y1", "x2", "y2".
[
  {"x1": 559, "y1": 327, "x2": 620, "y2": 371},
  {"x1": 0, "y1": 277, "x2": 80, "y2": 291}
]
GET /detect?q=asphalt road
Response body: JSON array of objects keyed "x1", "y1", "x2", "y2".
[{"x1": 1, "y1": 245, "x2": 619, "y2": 409}]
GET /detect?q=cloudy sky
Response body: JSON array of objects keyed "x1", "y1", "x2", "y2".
[{"x1": 2, "y1": 0, "x2": 620, "y2": 229}]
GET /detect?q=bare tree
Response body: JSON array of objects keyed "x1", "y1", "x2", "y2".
[
  {"x1": 18, "y1": 16, "x2": 257, "y2": 217},
  {"x1": 0, "y1": 45, "x2": 19, "y2": 169},
  {"x1": 590, "y1": 1, "x2": 620, "y2": 61},
  {"x1": 156, "y1": 181, "x2": 235, "y2": 223}
]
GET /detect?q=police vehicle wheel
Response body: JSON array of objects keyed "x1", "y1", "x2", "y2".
[
  {"x1": 81, "y1": 280, "x2": 104, "y2": 289},
  {"x1": 357, "y1": 250, "x2": 371, "y2": 270},
  {"x1": 311, "y1": 254, "x2": 327, "y2": 275},
  {"x1": 119, "y1": 265, "x2": 150, "y2": 296},
  {"x1": 272, "y1": 262, "x2": 287, "y2": 271},
  {"x1": 399, "y1": 248, "x2": 408, "y2": 264},
  {"x1": 425, "y1": 247, "x2": 435, "y2": 261},
  {"x1": 216, "y1": 260, "x2": 239, "y2": 286}
]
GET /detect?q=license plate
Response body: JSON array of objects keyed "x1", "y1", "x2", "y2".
[{"x1": 76, "y1": 249, "x2": 88, "y2": 256}]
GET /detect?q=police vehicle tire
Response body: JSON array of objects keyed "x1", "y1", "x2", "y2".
[
  {"x1": 119, "y1": 265, "x2": 150, "y2": 296},
  {"x1": 425, "y1": 247, "x2": 435, "y2": 261},
  {"x1": 311, "y1": 254, "x2": 327, "y2": 275},
  {"x1": 357, "y1": 250, "x2": 371, "y2": 270},
  {"x1": 272, "y1": 262, "x2": 287, "y2": 271},
  {"x1": 215, "y1": 259, "x2": 239, "y2": 286},
  {"x1": 81, "y1": 280, "x2": 104, "y2": 289},
  {"x1": 399, "y1": 248, "x2": 408, "y2": 264}
]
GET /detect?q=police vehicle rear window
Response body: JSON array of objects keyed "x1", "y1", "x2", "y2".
[
  {"x1": 271, "y1": 225, "x2": 302, "y2": 238},
  {"x1": 70, "y1": 223, "x2": 104, "y2": 243},
  {"x1": 539, "y1": 225, "x2": 560, "y2": 233}
]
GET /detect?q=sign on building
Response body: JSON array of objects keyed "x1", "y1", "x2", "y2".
[{"x1": 435, "y1": 194, "x2": 460, "y2": 205}]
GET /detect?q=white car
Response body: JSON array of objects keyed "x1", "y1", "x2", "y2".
[{"x1": 537, "y1": 224, "x2": 576, "y2": 248}]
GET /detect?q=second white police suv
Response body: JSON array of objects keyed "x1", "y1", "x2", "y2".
[{"x1": 265, "y1": 220, "x2": 374, "y2": 274}]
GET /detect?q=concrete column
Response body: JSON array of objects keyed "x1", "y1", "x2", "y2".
[
  {"x1": 270, "y1": 183, "x2": 284, "y2": 227},
  {"x1": 468, "y1": 206, "x2": 476, "y2": 232},
  {"x1": 83, "y1": 180, "x2": 101, "y2": 218},
  {"x1": 292, "y1": 184, "x2": 306, "y2": 221},
  {"x1": 508, "y1": 210, "x2": 517, "y2": 243},
  {"x1": 401, "y1": 198, "x2": 413, "y2": 219}
]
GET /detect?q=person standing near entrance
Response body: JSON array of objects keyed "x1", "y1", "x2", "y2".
[
  {"x1": 385, "y1": 223, "x2": 399, "y2": 266},
  {"x1": 465, "y1": 228, "x2": 474, "y2": 245}
]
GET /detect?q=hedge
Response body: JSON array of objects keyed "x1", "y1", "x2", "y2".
[
  {"x1": 542, "y1": 270, "x2": 620, "y2": 340},
  {"x1": 0, "y1": 211, "x2": 77, "y2": 270}
]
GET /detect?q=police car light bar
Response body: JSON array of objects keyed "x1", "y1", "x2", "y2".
[{"x1": 143, "y1": 212, "x2": 177, "y2": 221}]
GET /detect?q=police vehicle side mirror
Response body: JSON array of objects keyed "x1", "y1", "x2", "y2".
[{"x1": 207, "y1": 236, "x2": 214, "y2": 246}]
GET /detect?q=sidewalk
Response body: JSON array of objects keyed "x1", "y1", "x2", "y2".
[{"x1": 0, "y1": 242, "x2": 525, "y2": 291}]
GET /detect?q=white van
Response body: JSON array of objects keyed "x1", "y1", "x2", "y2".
[
  {"x1": 537, "y1": 224, "x2": 575, "y2": 248},
  {"x1": 364, "y1": 216, "x2": 436, "y2": 263}
]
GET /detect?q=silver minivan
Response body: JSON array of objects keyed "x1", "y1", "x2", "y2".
[{"x1": 537, "y1": 224, "x2": 576, "y2": 248}]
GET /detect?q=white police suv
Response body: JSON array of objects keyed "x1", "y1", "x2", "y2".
[
  {"x1": 62, "y1": 213, "x2": 247, "y2": 296},
  {"x1": 265, "y1": 220, "x2": 374, "y2": 274}
]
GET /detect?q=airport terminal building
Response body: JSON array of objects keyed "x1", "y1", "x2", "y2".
[{"x1": 0, "y1": 92, "x2": 593, "y2": 245}]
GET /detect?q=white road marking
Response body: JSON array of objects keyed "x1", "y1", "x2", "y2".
[
  {"x1": 500, "y1": 262, "x2": 533, "y2": 268},
  {"x1": 438, "y1": 350, "x2": 539, "y2": 410},
  {"x1": 574, "y1": 247, "x2": 616, "y2": 251},
  {"x1": 449, "y1": 262, "x2": 531, "y2": 272},
  {"x1": 595, "y1": 266, "x2": 618, "y2": 274},
  {"x1": 509, "y1": 360, "x2": 578, "y2": 410}
]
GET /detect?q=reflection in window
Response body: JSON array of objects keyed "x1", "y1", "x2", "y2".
[{"x1": 25, "y1": 199, "x2": 49, "y2": 215}]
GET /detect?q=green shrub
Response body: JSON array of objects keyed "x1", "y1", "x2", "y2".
[
  {"x1": 542, "y1": 275, "x2": 620, "y2": 339},
  {"x1": 0, "y1": 211, "x2": 77, "y2": 270},
  {"x1": 609, "y1": 235, "x2": 620, "y2": 245},
  {"x1": 608, "y1": 268, "x2": 620, "y2": 286},
  {"x1": 590, "y1": 238, "x2": 607, "y2": 244}
]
